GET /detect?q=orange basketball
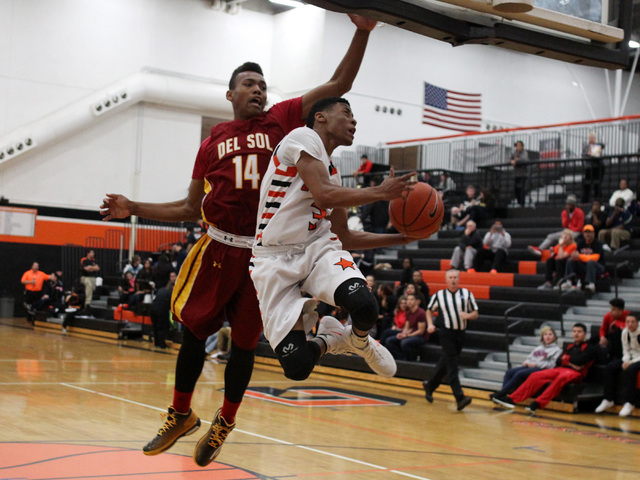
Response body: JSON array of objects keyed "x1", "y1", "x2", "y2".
[{"x1": 389, "y1": 182, "x2": 444, "y2": 238}]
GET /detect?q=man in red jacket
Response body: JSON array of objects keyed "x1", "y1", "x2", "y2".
[
  {"x1": 493, "y1": 323, "x2": 596, "y2": 412},
  {"x1": 528, "y1": 194, "x2": 584, "y2": 256}
]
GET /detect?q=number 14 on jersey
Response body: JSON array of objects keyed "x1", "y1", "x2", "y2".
[{"x1": 232, "y1": 154, "x2": 260, "y2": 190}]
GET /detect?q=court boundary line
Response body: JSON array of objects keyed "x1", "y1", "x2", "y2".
[{"x1": 60, "y1": 383, "x2": 434, "y2": 480}]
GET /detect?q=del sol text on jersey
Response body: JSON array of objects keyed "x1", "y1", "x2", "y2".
[{"x1": 217, "y1": 133, "x2": 274, "y2": 158}]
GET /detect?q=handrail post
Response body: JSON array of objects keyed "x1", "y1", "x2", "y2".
[
  {"x1": 613, "y1": 245, "x2": 630, "y2": 298},
  {"x1": 504, "y1": 302, "x2": 525, "y2": 370}
]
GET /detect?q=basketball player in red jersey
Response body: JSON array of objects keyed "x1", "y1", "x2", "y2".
[{"x1": 100, "y1": 14, "x2": 377, "y2": 467}]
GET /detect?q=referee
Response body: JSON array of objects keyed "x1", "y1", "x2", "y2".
[{"x1": 422, "y1": 269, "x2": 478, "y2": 411}]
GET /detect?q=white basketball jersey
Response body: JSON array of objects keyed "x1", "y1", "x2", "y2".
[{"x1": 255, "y1": 127, "x2": 341, "y2": 247}]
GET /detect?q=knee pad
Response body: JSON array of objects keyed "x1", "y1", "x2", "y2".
[
  {"x1": 275, "y1": 331, "x2": 320, "y2": 381},
  {"x1": 334, "y1": 279, "x2": 378, "y2": 332}
]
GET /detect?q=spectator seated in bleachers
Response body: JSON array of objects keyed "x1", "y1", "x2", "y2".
[
  {"x1": 450, "y1": 220, "x2": 483, "y2": 272},
  {"x1": 61, "y1": 281, "x2": 86, "y2": 334},
  {"x1": 452, "y1": 187, "x2": 495, "y2": 229},
  {"x1": 151, "y1": 254, "x2": 174, "y2": 292},
  {"x1": 474, "y1": 220, "x2": 511, "y2": 274},
  {"x1": 136, "y1": 259, "x2": 153, "y2": 286},
  {"x1": 449, "y1": 185, "x2": 479, "y2": 228},
  {"x1": 118, "y1": 271, "x2": 137, "y2": 304},
  {"x1": 410, "y1": 270, "x2": 430, "y2": 302},
  {"x1": 598, "y1": 197, "x2": 633, "y2": 250},
  {"x1": 397, "y1": 257, "x2": 414, "y2": 294},
  {"x1": 608, "y1": 179, "x2": 636, "y2": 210},
  {"x1": 598, "y1": 298, "x2": 630, "y2": 361},
  {"x1": 402, "y1": 283, "x2": 425, "y2": 309},
  {"x1": 374, "y1": 283, "x2": 397, "y2": 340},
  {"x1": 490, "y1": 326, "x2": 562, "y2": 400},
  {"x1": 492, "y1": 323, "x2": 597, "y2": 412},
  {"x1": 538, "y1": 229, "x2": 577, "y2": 289},
  {"x1": 420, "y1": 171, "x2": 437, "y2": 187},
  {"x1": 559, "y1": 224, "x2": 605, "y2": 293},
  {"x1": 528, "y1": 194, "x2": 584, "y2": 257},
  {"x1": 123, "y1": 254, "x2": 143, "y2": 277},
  {"x1": 585, "y1": 199, "x2": 607, "y2": 237},
  {"x1": 383, "y1": 294, "x2": 429, "y2": 361},
  {"x1": 437, "y1": 172, "x2": 456, "y2": 193},
  {"x1": 595, "y1": 313, "x2": 640, "y2": 417},
  {"x1": 378, "y1": 295, "x2": 407, "y2": 346}
]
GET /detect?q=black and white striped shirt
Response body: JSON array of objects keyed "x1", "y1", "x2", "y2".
[{"x1": 427, "y1": 288, "x2": 478, "y2": 331}]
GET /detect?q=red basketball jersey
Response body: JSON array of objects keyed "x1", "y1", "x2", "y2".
[{"x1": 192, "y1": 97, "x2": 304, "y2": 236}]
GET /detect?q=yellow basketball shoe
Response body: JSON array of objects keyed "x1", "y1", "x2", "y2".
[
  {"x1": 193, "y1": 408, "x2": 235, "y2": 467},
  {"x1": 143, "y1": 406, "x2": 201, "y2": 455}
]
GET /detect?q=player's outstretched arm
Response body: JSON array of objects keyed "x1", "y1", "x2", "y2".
[
  {"x1": 328, "y1": 208, "x2": 419, "y2": 251},
  {"x1": 298, "y1": 154, "x2": 415, "y2": 210},
  {"x1": 100, "y1": 178, "x2": 205, "y2": 223},
  {"x1": 300, "y1": 14, "x2": 376, "y2": 118}
]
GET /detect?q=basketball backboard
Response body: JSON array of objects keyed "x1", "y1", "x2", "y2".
[{"x1": 306, "y1": 0, "x2": 635, "y2": 69}]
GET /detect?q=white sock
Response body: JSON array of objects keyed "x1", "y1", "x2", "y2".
[{"x1": 351, "y1": 331, "x2": 369, "y2": 349}]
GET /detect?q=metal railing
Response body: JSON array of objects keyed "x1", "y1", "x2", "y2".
[
  {"x1": 613, "y1": 245, "x2": 631, "y2": 298},
  {"x1": 504, "y1": 302, "x2": 526, "y2": 369}
]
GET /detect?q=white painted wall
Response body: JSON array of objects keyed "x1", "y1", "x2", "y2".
[{"x1": 0, "y1": 0, "x2": 638, "y2": 210}]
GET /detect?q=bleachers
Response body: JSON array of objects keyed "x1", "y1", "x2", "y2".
[{"x1": 372, "y1": 200, "x2": 640, "y2": 412}]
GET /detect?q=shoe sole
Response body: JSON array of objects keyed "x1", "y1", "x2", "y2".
[
  {"x1": 492, "y1": 398, "x2": 515, "y2": 409},
  {"x1": 143, "y1": 418, "x2": 201, "y2": 456}
]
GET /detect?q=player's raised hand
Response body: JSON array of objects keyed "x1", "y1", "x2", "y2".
[
  {"x1": 348, "y1": 13, "x2": 377, "y2": 32},
  {"x1": 378, "y1": 167, "x2": 416, "y2": 200},
  {"x1": 100, "y1": 193, "x2": 132, "y2": 221}
]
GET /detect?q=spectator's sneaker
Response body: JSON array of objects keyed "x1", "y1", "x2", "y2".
[
  {"x1": 466, "y1": 268, "x2": 476, "y2": 273},
  {"x1": 558, "y1": 280, "x2": 573, "y2": 291},
  {"x1": 595, "y1": 399, "x2": 615, "y2": 413},
  {"x1": 422, "y1": 381, "x2": 434, "y2": 403},
  {"x1": 457, "y1": 396, "x2": 472, "y2": 411},
  {"x1": 490, "y1": 269, "x2": 498, "y2": 274},
  {"x1": 526, "y1": 401, "x2": 540, "y2": 413},
  {"x1": 619, "y1": 402, "x2": 635, "y2": 417},
  {"x1": 61, "y1": 327, "x2": 67, "y2": 335},
  {"x1": 527, "y1": 246, "x2": 542, "y2": 257},
  {"x1": 143, "y1": 406, "x2": 201, "y2": 455},
  {"x1": 193, "y1": 409, "x2": 235, "y2": 467},
  {"x1": 345, "y1": 331, "x2": 397, "y2": 378},
  {"x1": 585, "y1": 282, "x2": 596, "y2": 293},
  {"x1": 537, "y1": 282, "x2": 553, "y2": 290},
  {"x1": 492, "y1": 395, "x2": 515, "y2": 409},
  {"x1": 316, "y1": 316, "x2": 349, "y2": 355}
]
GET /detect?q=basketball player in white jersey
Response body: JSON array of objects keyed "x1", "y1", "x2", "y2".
[{"x1": 251, "y1": 97, "x2": 420, "y2": 380}]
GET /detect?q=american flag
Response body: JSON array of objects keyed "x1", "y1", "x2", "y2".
[{"x1": 423, "y1": 82, "x2": 482, "y2": 132}]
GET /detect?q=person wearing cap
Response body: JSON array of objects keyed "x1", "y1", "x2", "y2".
[
  {"x1": 528, "y1": 194, "x2": 584, "y2": 257},
  {"x1": 598, "y1": 197, "x2": 633, "y2": 250},
  {"x1": 560, "y1": 223, "x2": 605, "y2": 292},
  {"x1": 510, "y1": 140, "x2": 529, "y2": 207}
]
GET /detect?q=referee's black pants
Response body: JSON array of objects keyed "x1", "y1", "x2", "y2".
[{"x1": 428, "y1": 328, "x2": 465, "y2": 401}]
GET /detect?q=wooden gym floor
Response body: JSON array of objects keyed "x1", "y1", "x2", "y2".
[{"x1": 2, "y1": 319, "x2": 639, "y2": 480}]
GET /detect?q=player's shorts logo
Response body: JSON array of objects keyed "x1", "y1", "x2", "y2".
[{"x1": 334, "y1": 257, "x2": 355, "y2": 270}]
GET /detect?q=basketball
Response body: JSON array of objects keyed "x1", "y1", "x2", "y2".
[{"x1": 388, "y1": 182, "x2": 444, "y2": 238}]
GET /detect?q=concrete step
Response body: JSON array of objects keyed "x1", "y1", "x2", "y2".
[
  {"x1": 459, "y1": 375, "x2": 502, "y2": 391},
  {"x1": 478, "y1": 359, "x2": 508, "y2": 372},
  {"x1": 460, "y1": 368, "x2": 505, "y2": 382}
]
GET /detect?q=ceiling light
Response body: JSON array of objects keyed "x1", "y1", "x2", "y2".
[
  {"x1": 269, "y1": 0, "x2": 303, "y2": 7},
  {"x1": 629, "y1": 40, "x2": 640, "y2": 49}
]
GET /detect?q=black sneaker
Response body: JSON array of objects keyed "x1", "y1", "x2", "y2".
[
  {"x1": 193, "y1": 408, "x2": 235, "y2": 467},
  {"x1": 492, "y1": 395, "x2": 515, "y2": 409},
  {"x1": 422, "y1": 381, "x2": 433, "y2": 403},
  {"x1": 526, "y1": 401, "x2": 540, "y2": 413},
  {"x1": 143, "y1": 406, "x2": 201, "y2": 455},
  {"x1": 457, "y1": 396, "x2": 472, "y2": 411}
]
